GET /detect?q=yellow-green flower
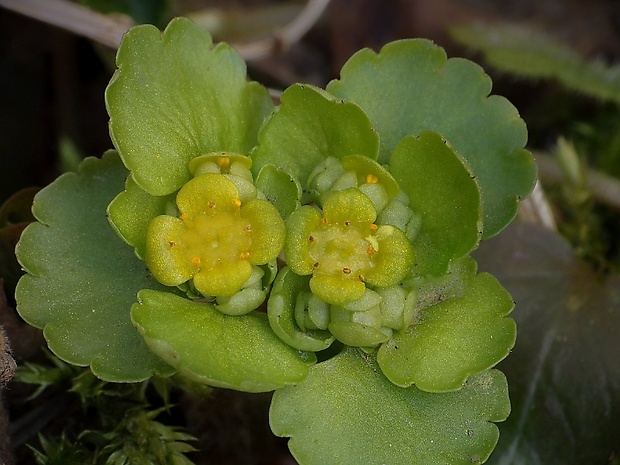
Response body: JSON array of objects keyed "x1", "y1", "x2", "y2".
[
  {"x1": 146, "y1": 173, "x2": 285, "y2": 297},
  {"x1": 285, "y1": 188, "x2": 414, "y2": 306}
]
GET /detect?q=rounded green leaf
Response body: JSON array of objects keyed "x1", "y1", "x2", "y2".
[
  {"x1": 106, "y1": 17, "x2": 274, "y2": 196},
  {"x1": 15, "y1": 152, "x2": 174, "y2": 382},
  {"x1": 107, "y1": 176, "x2": 176, "y2": 260},
  {"x1": 390, "y1": 132, "x2": 482, "y2": 276},
  {"x1": 251, "y1": 83, "x2": 379, "y2": 185},
  {"x1": 131, "y1": 289, "x2": 314, "y2": 392},
  {"x1": 377, "y1": 272, "x2": 516, "y2": 392},
  {"x1": 327, "y1": 39, "x2": 537, "y2": 237},
  {"x1": 270, "y1": 348, "x2": 511, "y2": 465}
]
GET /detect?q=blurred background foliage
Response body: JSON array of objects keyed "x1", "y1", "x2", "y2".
[{"x1": 1, "y1": 0, "x2": 619, "y2": 464}]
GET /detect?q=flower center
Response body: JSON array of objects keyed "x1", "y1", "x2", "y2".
[
  {"x1": 308, "y1": 218, "x2": 377, "y2": 281},
  {"x1": 180, "y1": 207, "x2": 252, "y2": 272}
]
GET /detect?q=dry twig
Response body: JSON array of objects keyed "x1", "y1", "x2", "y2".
[
  {"x1": 0, "y1": 0, "x2": 331, "y2": 60},
  {"x1": 0, "y1": 0, "x2": 132, "y2": 48}
]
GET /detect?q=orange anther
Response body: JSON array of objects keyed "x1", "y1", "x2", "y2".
[
  {"x1": 366, "y1": 173, "x2": 379, "y2": 184},
  {"x1": 366, "y1": 246, "x2": 375, "y2": 255},
  {"x1": 180, "y1": 213, "x2": 188, "y2": 221},
  {"x1": 239, "y1": 252, "x2": 250, "y2": 259},
  {"x1": 192, "y1": 256, "x2": 202, "y2": 266},
  {"x1": 232, "y1": 199, "x2": 241, "y2": 207},
  {"x1": 369, "y1": 223, "x2": 378, "y2": 231},
  {"x1": 216, "y1": 157, "x2": 230, "y2": 168},
  {"x1": 321, "y1": 217, "x2": 329, "y2": 225}
]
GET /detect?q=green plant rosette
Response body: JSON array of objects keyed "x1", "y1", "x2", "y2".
[{"x1": 15, "y1": 17, "x2": 537, "y2": 464}]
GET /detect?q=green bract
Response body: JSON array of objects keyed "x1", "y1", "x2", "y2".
[
  {"x1": 15, "y1": 17, "x2": 537, "y2": 464},
  {"x1": 326, "y1": 39, "x2": 537, "y2": 238},
  {"x1": 131, "y1": 290, "x2": 313, "y2": 392},
  {"x1": 106, "y1": 18, "x2": 273, "y2": 196},
  {"x1": 252, "y1": 83, "x2": 380, "y2": 186}
]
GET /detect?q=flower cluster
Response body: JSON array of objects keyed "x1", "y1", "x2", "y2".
[
  {"x1": 145, "y1": 153, "x2": 284, "y2": 315},
  {"x1": 141, "y1": 150, "x2": 416, "y2": 348}
]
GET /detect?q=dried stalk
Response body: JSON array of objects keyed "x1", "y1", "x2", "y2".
[{"x1": 0, "y1": 0, "x2": 331, "y2": 60}]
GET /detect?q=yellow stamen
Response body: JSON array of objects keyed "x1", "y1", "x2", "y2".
[
  {"x1": 192, "y1": 256, "x2": 202, "y2": 266},
  {"x1": 239, "y1": 252, "x2": 250, "y2": 259},
  {"x1": 232, "y1": 199, "x2": 241, "y2": 208},
  {"x1": 366, "y1": 173, "x2": 379, "y2": 184},
  {"x1": 216, "y1": 157, "x2": 230, "y2": 168},
  {"x1": 321, "y1": 217, "x2": 329, "y2": 225},
  {"x1": 369, "y1": 223, "x2": 378, "y2": 231},
  {"x1": 180, "y1": 213, "x2": 188, "y2": 221}
]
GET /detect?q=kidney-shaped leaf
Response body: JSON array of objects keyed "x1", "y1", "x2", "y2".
[
  {"x1": 15, "y1": 152, "x2": 174, "y2": 382},
  {"x1": 131, "y1": 289, "x2": 314, "y2": 393},
  {"x1": 106, "y1": 17, "x2": 274, "y2": 196},
  {"x1": 271, "y1": 348, "x2": 510, "y2": 465},
  {"x1": 390, "y1": 131, "x2": 482, "y2": 276},
  {"x1": 327, "y1": 39, "x2": 537, "y2": 238},
  {"x1": 251, "y1": 83, "x2": 379, "y2": 185},
  {"x1": 378, "y1": 271, "x2": 516, "y2": 392}
]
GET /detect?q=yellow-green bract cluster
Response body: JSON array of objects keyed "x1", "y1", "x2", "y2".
[{"x1": 144, "y1": 152, "x2": 418, "y2": 349}]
